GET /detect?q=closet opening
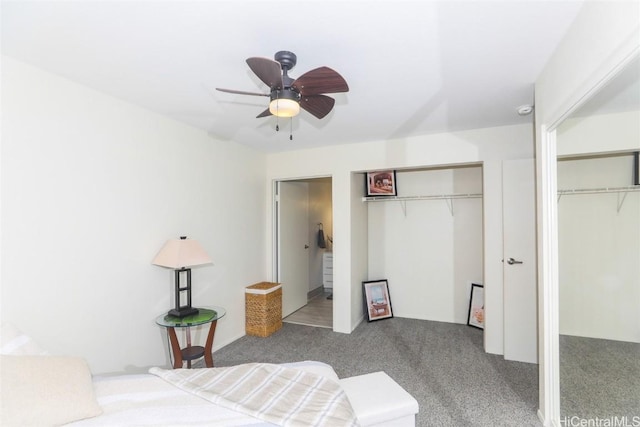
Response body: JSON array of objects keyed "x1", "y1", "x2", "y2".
[
  {"x1": 363, "y1": 165, "x2": 484, "y2": 326},
  {"x1": 557, "y1": 152, "x2": 640, "y2": 418},
  {"x1": 362, "y1": 161, "x2": 538, "y2": 364}
]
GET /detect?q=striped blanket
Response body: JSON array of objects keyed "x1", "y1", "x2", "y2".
[{"x1": 149, "y1": 363, "x2": 360, "y2": 427}]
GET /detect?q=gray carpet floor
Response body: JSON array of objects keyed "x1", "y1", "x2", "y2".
[
  {"x1": 213, "y1": 317, "x2": 541, "y2": 427},
  {"x1": 560, "y1": 335, "x2": 640, "y2": 420}
]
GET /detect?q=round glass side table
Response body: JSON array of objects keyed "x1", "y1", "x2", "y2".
[{"x1": 155, "y1": 306, "x2": 226, "y2": 369}]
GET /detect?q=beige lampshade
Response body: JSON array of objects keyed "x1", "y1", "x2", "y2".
[{"x1": 152, "y1": 236, "x2": 212, "y2": 269}]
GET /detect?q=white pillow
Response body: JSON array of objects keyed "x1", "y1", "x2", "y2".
[
  {"x1": 0, "y1": 355, "x2": 103, "y2": 426},
  {"x1": 0, "y1": 323, "x2": 48, "y2": 355}
]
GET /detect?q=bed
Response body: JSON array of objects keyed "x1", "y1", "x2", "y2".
[{"x1": 1, "y1": 324, "x2": 418, "y2": 427}]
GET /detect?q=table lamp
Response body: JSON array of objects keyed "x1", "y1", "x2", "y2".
[{"x1": 152, "y1": 236, "x2": 212, "y2": 317}]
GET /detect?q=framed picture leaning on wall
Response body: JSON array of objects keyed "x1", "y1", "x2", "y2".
[
  {"x1": 467, "y1": 283, "x2": 484, "y2": 329},
  {"x1": 365, "y1": 170, "x2": 397, "y2": 196},
  {"x1": 363, "y1": 279, "x2": 393, "y2": 322}
]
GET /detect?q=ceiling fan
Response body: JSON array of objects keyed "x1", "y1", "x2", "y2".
[{"x1": 216, "y1": 51, "x2": 349, "y2": 120}]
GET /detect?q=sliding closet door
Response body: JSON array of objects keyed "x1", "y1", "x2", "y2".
[{"x1": 503, "y1": 159, "x2": 538, "y2": 363}]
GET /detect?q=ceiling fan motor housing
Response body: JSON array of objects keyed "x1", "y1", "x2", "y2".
[
  {"x1": 274, "y1": 51, "x2": 297, "y2": 71},
  {"x1": 270, "y1": 87, "x2": 300, "y2": 103}
]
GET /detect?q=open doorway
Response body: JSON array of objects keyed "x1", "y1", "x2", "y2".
[{"x1": 275, "y1": 177, "x2": 333, "y2": 328}]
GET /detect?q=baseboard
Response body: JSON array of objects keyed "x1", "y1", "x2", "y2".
[
  {"x1": 213, "y1": 331, "x2": 246, "y2": 353},
  {"x1": 308, "y1": 286, "x2": 324, "y2": 300},
  {"x1": 351, "y1": 315, "x2": 366, "y2": 331}
]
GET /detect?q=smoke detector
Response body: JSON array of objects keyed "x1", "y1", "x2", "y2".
[{"x1": 516, "y1": 104, "x2": 534, "y2": 116}]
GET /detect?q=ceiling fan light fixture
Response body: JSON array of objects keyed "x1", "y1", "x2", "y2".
[{"x1": 269, "y1": 98, "x2": 300, "y2": 117}]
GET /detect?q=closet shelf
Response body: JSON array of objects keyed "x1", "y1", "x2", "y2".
[
  {"x1": 362, "y1": 193, "x2": 483, "y2": 202},
  {"x1": 557, "y1": 185, "x2": 640, "y2": 213},
  {"x1": 363, "y1": 193, "x2": 482, "y2": 217},
  {"x1": 557, "y1": 186, "x2": 640, "y2": 195}
]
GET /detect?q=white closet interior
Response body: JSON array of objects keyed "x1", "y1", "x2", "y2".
[
  {"x1": 365, "y1": 165, "x2": 483, "y2": 324},
  {"x1": 558, "y1": 153, "x2": 640, "y2": 343}
]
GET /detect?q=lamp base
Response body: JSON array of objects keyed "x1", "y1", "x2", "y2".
[{"x1": 168, "y1": 306, "x2": 200, "y2": 318}]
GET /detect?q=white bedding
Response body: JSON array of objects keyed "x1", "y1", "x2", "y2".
[
  {"x1": 149, "y1": 363, "x2": 358, "y2": 427},
  {"x1": 1, "y1": 325, "x2": 378, "y2": 427},
  {"x1": 67, "y1": 361, "x2": 347, "y2": 427}
]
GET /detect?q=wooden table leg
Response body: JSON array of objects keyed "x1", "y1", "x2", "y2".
[
  {"x1": 167, "y1": 327, "x2": 183, "y2": 369},
  {"x1": 203, "y1": 320, "x2": 218, "y2": 368}
]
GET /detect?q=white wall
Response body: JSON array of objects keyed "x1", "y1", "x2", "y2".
[
  {"x1": 367, "y1": 167, "x2": 483, "y2": 324},
  {"x1": 1, "y1": 57, "x2": 267, "y2": 374},
  {"x1": 350, "y1": 172, "x2": 369, "y2": 327},
  {"x1": 266, "y1": 123, "x2": 533, "y2": 338},
  {"x1": 557, "y1": 155, "x2": 640, "y2": 343},
  {"x1": 557, "y1": 111, "x2": 640, "y2": 157},
  {"x1": 534, "y1": 1, "x2": 640, "y2": 425}
]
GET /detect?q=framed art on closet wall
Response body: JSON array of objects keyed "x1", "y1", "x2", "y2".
[
  {"x1": 467, "y1": 283, "x2": 484, "y2": 329},
  {"x1": 363, "y1": 279, "x2": 393, "y2": 322},
  {"x1": 365, "y1": 170, "x2": 397, "y2": 196}
]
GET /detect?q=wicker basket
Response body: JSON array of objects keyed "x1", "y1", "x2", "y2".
[{"x1": 245, "y1": 282, "x2": 282, "y2": 337}]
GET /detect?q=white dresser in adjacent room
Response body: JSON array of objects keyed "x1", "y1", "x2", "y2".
[{"x1": 322, "y1": 252, "x2": 333, "y2": 290}]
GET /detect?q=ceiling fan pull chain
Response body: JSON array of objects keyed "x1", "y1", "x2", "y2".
[
  {"x1": 275, "y1": 101, "x2": 280, "y2": 131},
  {"x1": 290, "y1": 118, "x2": 293, "y2": 140}
]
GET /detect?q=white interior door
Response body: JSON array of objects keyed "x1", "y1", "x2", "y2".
[
  {"x1": 277, "y1": 181, "x2": 310, "y2": 317},
  {"x1": 503, "y1": 159, "x2": 538, "y2": 363}
]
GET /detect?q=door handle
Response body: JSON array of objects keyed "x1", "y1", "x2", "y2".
[{"x1": 507, "y1": 257, "x2": 523, "y2": 265}]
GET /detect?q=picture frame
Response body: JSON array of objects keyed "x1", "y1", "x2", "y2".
[
  {"x1": 365, "y1": 170, "x2": 397, "y2": 196},
  {"x1": 363, "y1": 279, "x2": 393, "y2": 322},
  {"x1": 467, "y1": 283, "x2": 484, "y2": 329}
]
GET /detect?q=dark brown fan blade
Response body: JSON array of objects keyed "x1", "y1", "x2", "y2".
[
  {"x1": 256, "y1": 108, "x2": 272, "y2": 118},
  {"x1": 246, "y1": 57, "x2": 283, "y2": 90},
  {"x1": 292, "y1": 66, "x2": 349, "y2": 96},
  {"x1": 216, "y1": 88, "x2": 269, "y2": 97},
  {"x1": 300, "y1": 95, "x2": 335, "y2": 119}
]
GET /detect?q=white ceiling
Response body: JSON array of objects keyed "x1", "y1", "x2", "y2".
[{"x1": 2, "y1": 1, "x2": 587, "y2": 153}]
